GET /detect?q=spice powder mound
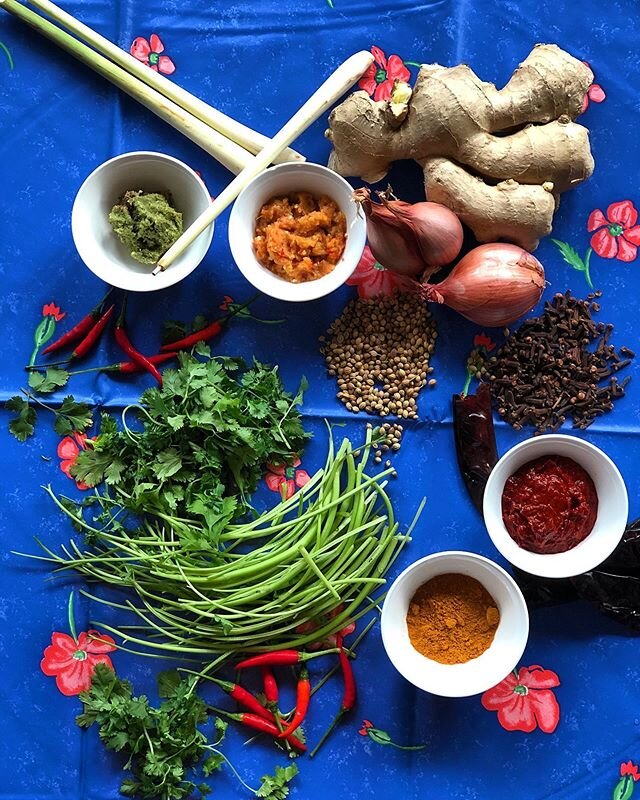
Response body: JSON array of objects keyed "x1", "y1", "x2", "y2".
[
  {"x1": 321, "y1": 292, "x2": 437, "y2": 418},
  {"x1": 406, "y1": 573, "x2": 500, "y2": 664}
]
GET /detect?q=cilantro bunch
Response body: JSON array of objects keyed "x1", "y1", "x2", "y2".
[
  {"x1": 71, "y1": 354, "x2": 310, "y2": 544},
  {"x1": 78, "y1": 664, "x2": 298, "y2": 800}
]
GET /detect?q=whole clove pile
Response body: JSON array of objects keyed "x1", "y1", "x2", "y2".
[
  {"x1": 321, "y1": 293, "x2": 437, "y2": 418},
  {"x1": 487, "y1": 291, "x2": 634, "y2": 432}
]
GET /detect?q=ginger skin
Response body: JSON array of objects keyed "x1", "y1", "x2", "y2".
[{"x1": 327, "y1": 44, "x2": 594, "y2": 250}]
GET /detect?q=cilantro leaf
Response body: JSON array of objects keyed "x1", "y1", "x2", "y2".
[
  {"x1": 195, "y1": 341, "x2": 211, "y2": 358},
  {"x1": 157, "y1": 668, "x2": 181, "y2": 698},
  {"x1": 256, "y1": 764, "x2": 299, "y2": 800},
  {"x1": 166, "y1": 414, "x2": 185, "y2": 431},
  {"x1": 73, "y1": 451, "x2": 124, "y2": 486},
  {"x1": 28, "y1": 367, "x2": 70, "y2": 394},
  {"x1": 54, "y1": 396, "x2": 93, "y2": 436},
  {"x1": 154, "y1": 448, "x2": 183, "y2": 481},
  {"x1": 6, "y1": 396, "x2": 37, "y2": 441},
  {"x1": 202, "y1": 754, "x2": 224, "y2": 777},
  {"x1": 161, "y1": 319, "x2": 188, "y2": 345},
  {"x1": 192, "y1": 314, "x2": 209, "y2": 332}
]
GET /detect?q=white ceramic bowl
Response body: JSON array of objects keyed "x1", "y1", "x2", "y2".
[
  {"x1": 227, "y1": 162, "x2": 366, "y2": 302},
  {"x1": 483, "y1": 434, "x2": 628, "y2": 579},
  {"x1": 381, "y1": 551, "x2": 529, "y2": 698},
  {"x1": 72, "y1": 151, "x2": 213, "y2": 292}
]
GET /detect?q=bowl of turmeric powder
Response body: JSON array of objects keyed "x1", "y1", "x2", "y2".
[
  {"x1": 228, "y1": 162, "x2": 366, "y2": 301},
  {"x1": 381, "y1": 551, "x2": 529, "y2": 697}
]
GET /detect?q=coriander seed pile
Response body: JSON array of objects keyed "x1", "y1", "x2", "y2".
[{"x1": 321, "y1": 293, "x2": 436, "y2": 418}]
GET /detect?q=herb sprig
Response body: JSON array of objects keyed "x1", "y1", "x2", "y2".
[
  {"x1": 6, "y1": 392, "x2": 92, "y2": 441},
  {"x1": 78, "y1": 665, "x2": 298, "y2": 800},
  {"x1": 70, "y1": 354, "x2": 309, "y2": 543}
]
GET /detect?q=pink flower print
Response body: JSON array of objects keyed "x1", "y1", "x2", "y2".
[
  {"x1": 581, "y1": 61, "x2": 606, "y2": 113},
  {"x1": 58, "y1": 432, "x2": 92, "y2": 490},
  {"x1": 265, "y1": 457, "x2": 310, "y2": 500},
  {"x1": 358, "y1": 46, "x2": 411, "y2": 102},
  {"x1": 130, "y1": 34, "x2": 176, "y2": 75},
  {"x1": 588, "y1": 200, "x2": 640, "y2": 262}
]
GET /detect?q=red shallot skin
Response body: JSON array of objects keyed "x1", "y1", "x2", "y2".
[
  {"x1": 378, "y1": 196, "x2": 463, "y2": 274},
  {"x1": 501, "y1": 455, "x2": 598, "y2": 554},
  {"x1": 353, "y1": 188, "x2": 463, "y2": 277},
  {"x1": 422, "y1": 243, "x2": 546, "y2": 327}
]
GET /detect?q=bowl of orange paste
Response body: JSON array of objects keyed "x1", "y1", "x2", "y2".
[{"x1": 228, "y1": 162, "x2": 366, "y2": 301}]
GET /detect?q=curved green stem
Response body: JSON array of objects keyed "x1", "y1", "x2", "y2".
[
  {"x1": 584, "y1": 247, "x2": 594, "y2": 289},
  {"x1": 202, "y1": 747, "x2": 257, "y2": 794},
  {"x1": 460, "y1": 370, "x2": 473, "y2": 398},
  {"x1": 387, "y1": 741, "x2": 426, "y2": 751},
  {"x1": 67, "y1": 589, "x2": 78, "y2": 642},
  {"x1": 0, "y1": 41, "x2": 14, "y2": 70}
]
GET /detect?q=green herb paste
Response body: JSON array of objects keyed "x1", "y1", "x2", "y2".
[{"x1": 109, "y1": 190, "x2": 183, "y2": 265}]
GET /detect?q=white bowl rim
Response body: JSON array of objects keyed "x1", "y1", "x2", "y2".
[
  {"x1": 380, "y1": 550, "x2": 529, "y2": 697},
  {"x1": 483, "y1": 433, "x2": 628, "y2": 579},
  {"x1": 227, "y1": 161, "x2": 366, "y2": 302},
  {"x1": 71, "y1": 150, "x2": 214, "y2": 293}
]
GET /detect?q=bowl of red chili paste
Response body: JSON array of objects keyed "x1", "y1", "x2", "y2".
[{"x1": 483, "y1": 435, "x2": 628, "y2": 579}]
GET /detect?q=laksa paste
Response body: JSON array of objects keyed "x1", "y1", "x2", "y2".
[{"x1": 253, "y1": 191, "x2": 346, "y2": 283}]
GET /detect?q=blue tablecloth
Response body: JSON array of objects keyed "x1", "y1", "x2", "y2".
[{"x1": 2, "y1": 1, "x2": 640, "y2": 798}]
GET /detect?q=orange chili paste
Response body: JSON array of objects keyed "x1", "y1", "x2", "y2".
[{"x1": 253, "y1": 191, "x2": 346, "y2": 283}]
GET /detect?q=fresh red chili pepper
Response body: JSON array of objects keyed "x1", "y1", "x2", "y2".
[
  {"x1": 309, "y1": 634, "x2": 357, "y2": 758},
  {"x1": 114, "y1": 298, "x2": 163, "y2": 385},
  {"x1": 235, "y1": 648, "x2": 338, "y2": 670},
  {"x1": 41, "y1": 288, "x2": 112, "y2": 355},
  {"x1": 66, "y1": 353, "x2": 177, "y2": 376},
  {"x1": 210, "y1": 678, "x2": 274, "y2": 722},
  {"x1": 159, "y1": 319, "x2": 222, "y2": 352},
  {"x1": 70, "y1": 304, "x2": 115, "y2": 360},
  {"x1": 211, "y1": 709, "x2": 306, "y2": 751},
  {"x1": 278, "y1": 666, "x2": 310, "y2": 739},
  {"x1": 159, "y1": 295, "x2": 257, "y2": 352},
  {"x1": 261, "y1": 666, "x2": 291, "y2": 752},
  {"x1": 262, "y1": 667, "x2": 279, "y2": 707}
]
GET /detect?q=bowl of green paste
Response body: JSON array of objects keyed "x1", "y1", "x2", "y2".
[{"x1": 72, "y1": 151, "x2": 214, "y2": 291}]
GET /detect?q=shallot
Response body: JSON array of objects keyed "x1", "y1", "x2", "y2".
[
  {"x1": 353, "y1": 187, "x2": 463, "y2": 277},
  {"x1": 421, "y1": 243, "x2": 546, "y2": 327}
]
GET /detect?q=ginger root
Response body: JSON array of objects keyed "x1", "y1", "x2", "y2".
[{"x1": 326, "y1": 44, "x2": 594, "y2": 250}]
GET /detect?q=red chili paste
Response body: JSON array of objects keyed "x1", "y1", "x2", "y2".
[{"x1": 501, "y1": 455, "x2": 598, "y2": 554}]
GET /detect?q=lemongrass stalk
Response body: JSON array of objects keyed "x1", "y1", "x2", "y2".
[
  {"x1": 27, "y1": 0, "x2": 304, "y2": 165},
  {"x1": 155, "y1": 50, "x2": 375, "y2": 272},
  {"x1": 0, "y1": 0, "x2": 253, "y2": 174}
]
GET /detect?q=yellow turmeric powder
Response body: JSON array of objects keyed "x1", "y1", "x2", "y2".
[{"x1": 406, "y1": 573, "x2": 500, "y2": 664}]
